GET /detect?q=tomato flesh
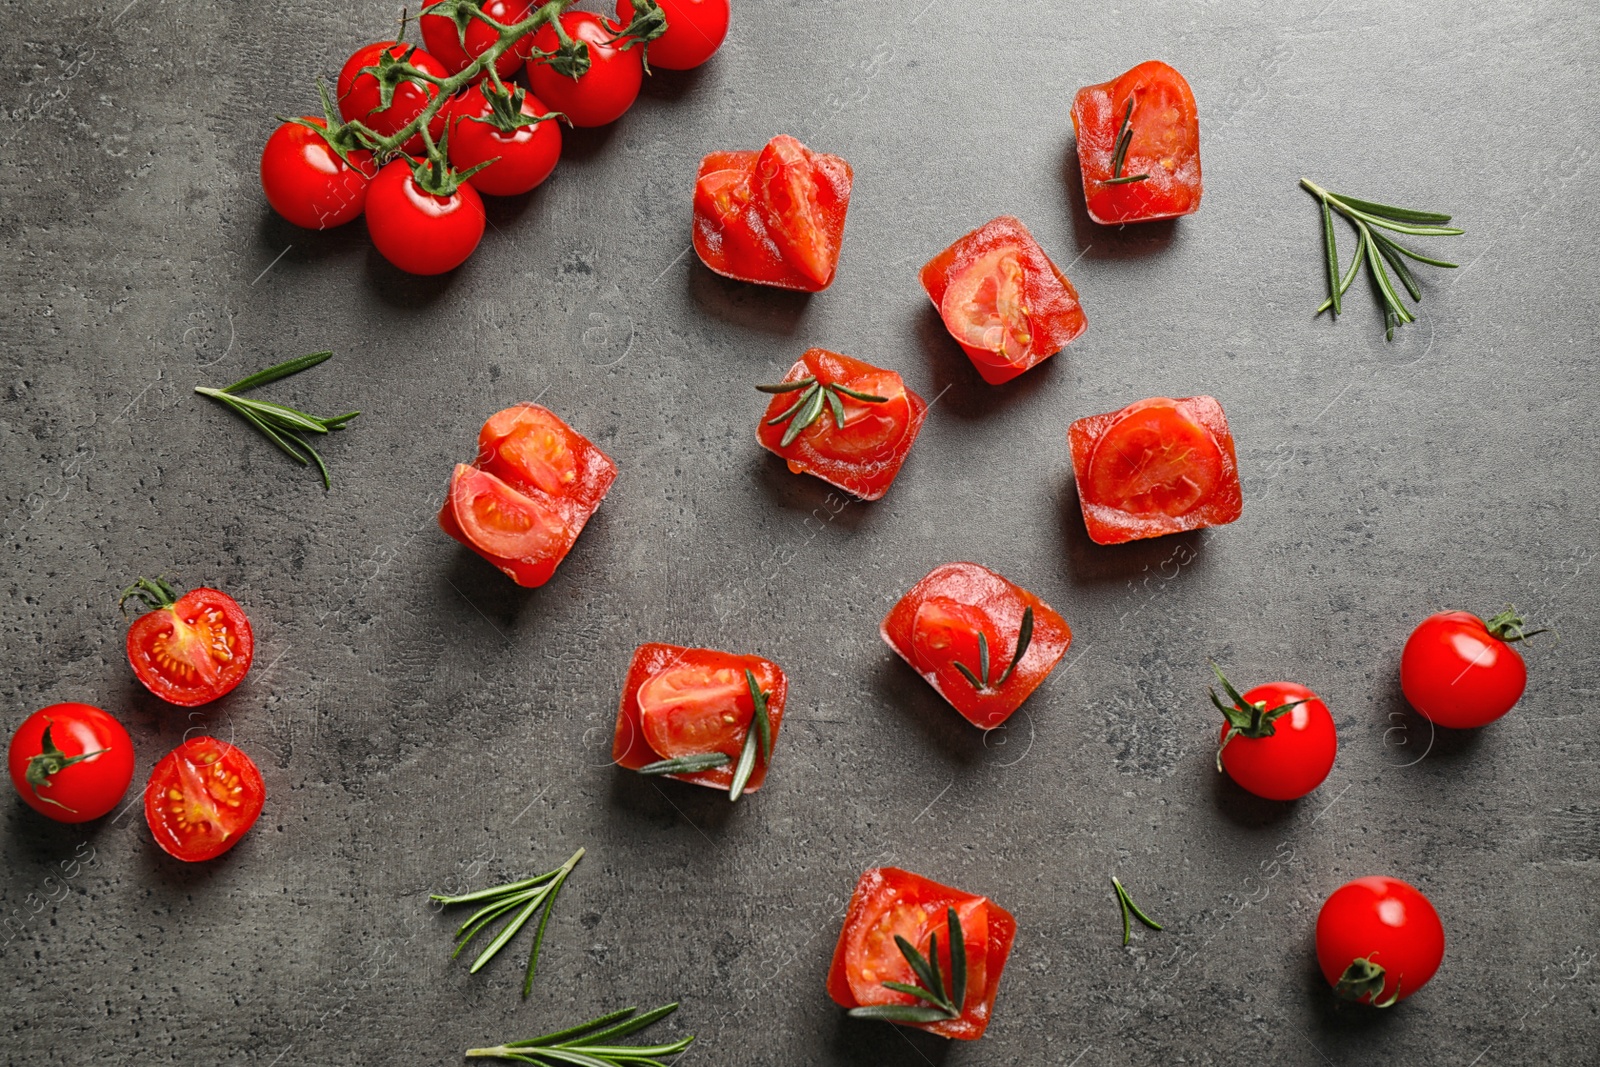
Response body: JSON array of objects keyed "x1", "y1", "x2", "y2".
[
  {"x1": 126, "y1": 587, "x2": 254, "y2": 707},
  {"x1": 881, "y1": 562, "x2": 1072, "y2": 729},
  {"x1": 527, "y1": 12, "x2": 642, "y2": 128},
  {"x1": 827, "y1": 867, "x2": 1017, "y2": 1041},
  {"x1": 1218, "y1": 682, "x2": 1337, "y2": 801},
  {"x1": 754, "y1": 348, "x2": 927, "y2": 501},
  {"x1": 1316, "y1": 876, "x2": 1445, "y2": 1005},
  {"x1": 693, "y1": 137, "x2": 853, "y2": 292},
  {"x1": 1071, "y1": 60, "x2": 1202, "y2": 225},
  {"x1": 1400, "y1": 612, "x2": 1527, "y2": 728},
  {"x1": 612, "y1": 643, "x2": 787, "y2": 793},
  {"x1": 1069, "y1": 395, "x2": 1242, "y2": 544},
  {"x1": 144, "y1": 737, "x2": 265, "y2": 862},
  {"x1": 447, "y1": 85, "x2": 562, "y2": 198},
  {"x1": 365, "y1": 159, "x2": 486, "y2": 276},
  {"x1": 920, "y1": 216, "x2": 1087, "y2": 384},
  {"x1": 260, "y1": 117, "x2": 374, "y2": 230},
  {"x1": 336, "y1": 42, "x2": 449, "y2": 153},
  {"x1": 8, "y1": 703, "x2": 135, "y2": 823}
]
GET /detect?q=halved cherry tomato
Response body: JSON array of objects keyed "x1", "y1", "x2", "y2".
[
  {"x1": 1316, "y1": 876, "x2": 1444, "y2": 1006},
  {"x1": 827, "y1": 867, "x2": 1017, "y2": 1041},
  {"x1": 336, "y1": 42, "x2": 449, "y2": 153},
  {"x1": 1068, "y1": 395, "x2": 1242, "y2": 545},
  {"x1": 8, "y1": 703, "x2": 135, "y2": 823},
  {"x1": 1215, "y1": 680, "x2": 1337, "y2": 801},
  {"x1": 755, "y1": 348, "x2": 927, "y2": 501},
  {"x1": 1071, "y1": 60, "x2": 1203, "y2": 225},
  {"x1": 881, "y1": 562, "x2": 1072, "y2": 729},
  {"x1": 122, "y1": 578, "x2": 254, "y2": 707},
  {"x1": 439, "y1": 404, "x2": 618, "y2": 587},
  {"x1": 259, "y1": 117, "x2": 375, "y2": 230},
  {"x1": 447, "y1": 85, "x2": 562, "y2": 197},
  {"x1": 144, "y1": 736, "x2": 265, "y2": 862},
  {"x1": 1400, "y1": 610, "x2": 1534, "y2": 728},
  {"x1": 919, "y1": 216, "x2": 1087, "y2": 384},
  {"x1": 611, "y1": 643, "x2": 787, "y2": 793},
  {"x1": 527, "y1": 12, "x2": 643, "y2": 128},
  {"x1": 420, "y1": 0, "x2": 533, "y2": 80},
  {"x1": 365, "y1": 159, "x2": 486, "y2": 275},
  {"x1": 617, "y1": 0, "x2": 730, "y2": 70},
  {"x1": 692, "y1": 136, "x2": 853, "y2": 291}
]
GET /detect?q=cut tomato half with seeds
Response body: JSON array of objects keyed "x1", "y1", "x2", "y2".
[
  {"x1": 636, "y1": 664, "x2": 753, "y2": 761},
  {"x1": 122, "y1": 578, "x2": 254, "y2": 707},
  {"x1": 940, "y1": 247, "x2": 1033, "y2": 364},
  {"x1": 1086, "y1": 399, "x2": 1223, "y2": 517},
  {"x1": 144, "y1": 736, "x2": 265, "y2": 862},
  {"x1": 449, "y1": 464, "x2": 567, "y2": 560}
]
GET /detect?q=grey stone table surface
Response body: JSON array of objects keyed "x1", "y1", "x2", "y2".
[{"x1": 2, "y1": 0, "x2": 1597, "y2": 1063}]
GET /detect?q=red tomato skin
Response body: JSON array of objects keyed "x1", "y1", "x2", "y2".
[
  {"x1": 611, "y1": 643, "x2": 788, "y2": 793},
  {"x1": 1400, "y1": 612, "x2": 1527, "y2": 728},
  {"x1": 447, "y1": 87, "x2": 562, "y2": 197},
  {"x1": 126, "y1": 588, "x2": 254, "y2": 707},
  {"x1": 755, "y1": 349, "x2": 927, "y2": 501},
  {"x1": 259, "y1": 118, "x2": 374, "y2": 230},
  {"x1": 919, "y1": 216, "x2": 1088, "y2": 385},
  {"x1": 336, "y1": 42, "x2": 449, "y2": 153},
  {"x1": 144, "y1": 737, "x2": 265, "y2": 862},
  {"x1": 826, "y1": 867, "x2": 1017, "y2": 1041},
  {"x1": 8, "y1": 704, "x2": 135, "y2": 823},
  {"x1": 438, "y1": 404, "x2": 617, "y2": 587},
  {"x1": 365, "y1": 160, "x2": 486, "y2": 275},
  {"x1": 692, "y1": 138, "x2": 854, "y2": 291},
  {"x1": 1316, "y1": 876, "x2": 1445, "y2": 1004},
  {"x1": 881, "y1": 563, "x2": 1072, "y2": 729},
  {"x1": 1071, "y1": 60, "x2": 1202, "y2": 225},
  {"x1": 526, "y1": 13, "x2": 642, "y2": 128},
  {"x1": 1217, "y1": 682, "x2": 1337, "y2": 800},
  {"x1": 621, "y1": 0, "x2": 730, "y2": 69},
  {"x1": 1068, "y1": 395, "x2": 1242, "y2": 545},
  {"x1": 421, "y1": 0, "x2": 532, "y2": 80}
]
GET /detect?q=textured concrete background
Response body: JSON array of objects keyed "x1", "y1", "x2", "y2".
[{"x1": 2, "y1": 0, "x2": 1597, "y2": 1063}]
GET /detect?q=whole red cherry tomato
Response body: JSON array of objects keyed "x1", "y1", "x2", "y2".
[
  {"x1": 615, "y1": 0, "x2": 730, "y2": 70},
  {"x1": 336, "y1": 41, "x2": 449, "y2": 152},
  {"x1": 1400, "y1": 608, "x2": 1539, "y2": 728},
  {"x1": 121, "y1": 577, "x2": 254, "y2": 707},
  {"x1": 259, "y1": 116, "x2": 375, "y2": 230},
  {"x1": 1210, "y1": 668, "x2": 1336, "y2": 801},
  {"x1": 1316, "y1": 876, "x2": 1444, "y2": 1006},
  {"x1": 447, "y1": 84, "x2": 562, "y2": 197},
  {"x1": 8, "y1": 704, "x2": 135, "y2": 823},
  {"x1": 365, "y1": 158, "x2": 487, "y2": 275},
  {"x1": 527, "y1": 12, "x2": 643, "y2": 128},
  {"x1": 420, "y1": 0, "x2": 533, "y2": 79},
  {"x1": 144, "y1": 736, "x2": 265, "y2": 862}
]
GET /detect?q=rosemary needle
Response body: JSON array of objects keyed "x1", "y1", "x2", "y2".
[{"x1": 194, "y1": 350, "x2": 360, "y2": 488}]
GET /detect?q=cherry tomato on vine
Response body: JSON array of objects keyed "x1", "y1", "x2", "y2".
[
  {"x1": 420, "y1": 0, "x2": 533, "y2": 80},
  {"x1": 615, "y1": 0, "x2": 730, "y2": 70},
  {"x1": 527, "y1": 12, "x2": 642, "y2": 128},
  {"x1": 144, "y1": 736, "x2": 265, "y2": 862},
  {"x1": 1210, "y1": 668, "x2": 1336, "y2": 801},
  {"x1": 8, "y1": 704, "x2": 135, "y2": 823},
  {"x1": 259, "y1": 116, "x2": 375, "y2": 230},
  {"x1": 336, "y1": 41, "x2": 449, "y2": 152},
  {"x1": 1400, "y1": 609, "x2": 1539, "y2": 728},
  {"x1": 121, "y1": 577, "x2": 254, "y2": 707},
  {"x1": 365, "y1": 159, "x2": 486, "y2": 275},
  {"x1": 1316, "y1": 876, "x2": 1444, "y2": 1006},
  {"x1": 447, "y1": 84, "x2": 562, "y2": 197}
]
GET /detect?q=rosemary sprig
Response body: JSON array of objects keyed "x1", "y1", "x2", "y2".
[
  {"x1": 1301, "y1": 179, "x2": 1463, "y2": 341},
  {"x1": 194, "y1": 350, "x2": 360, "y2": 488},
  {"x1": 1111, "y1": 876, "x2": 1164, "y2": 946},
  {"x1": 848, "y1": 906, "x2": 967, "y2": 1024},
  {"x1": 1104, "y1": 96, "x2": 1150, "y2": 186},
  {"x1": 757, "y1": 375, "x2": 887, "y2": 449},
  {"x1": 465, "y1": 1002, "x2": 695, "y2": 1064},
  {"x1": 431, "y1": 847, "x2": 584, "y2": 997},
  {"x1": 634, "y1": 670, "x2": 773, "y2": 802},
  {"x1": 952, "y1": 606, "x2": 1033, "y2": 692},
  {"x1": 1209, "y1": 663, "x2": 1306, "y2": 772}
]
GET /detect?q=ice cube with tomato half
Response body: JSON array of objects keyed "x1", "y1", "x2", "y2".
[
  {"x1": 692, "y1": 135, "x2": 853, "y2": 292},
  {"x1": 611, "y1": 643, "x2": 787, "y2": 798},
  {"x1": 828, "y1": 866, "x2": 1017, "y2": 1041},
  {"x1": 1071, "y1": 60, "x2": 1202, "y2": 225},
  {"x1": 919, "y1": 216, "x2": 1087, "y2": 385},
  {"x1": 438, "y1": 404, "x2": 618, "y2": 587},
  {"x1": 881, "y1": 562, "x2": 1072, "y2": 729},
  {"x1": 1068, "y1": 395, "x2": 1241, "y2": 545},
  {"x1": 756, "y1": 348, "x2": 928, "y2": 501}
]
